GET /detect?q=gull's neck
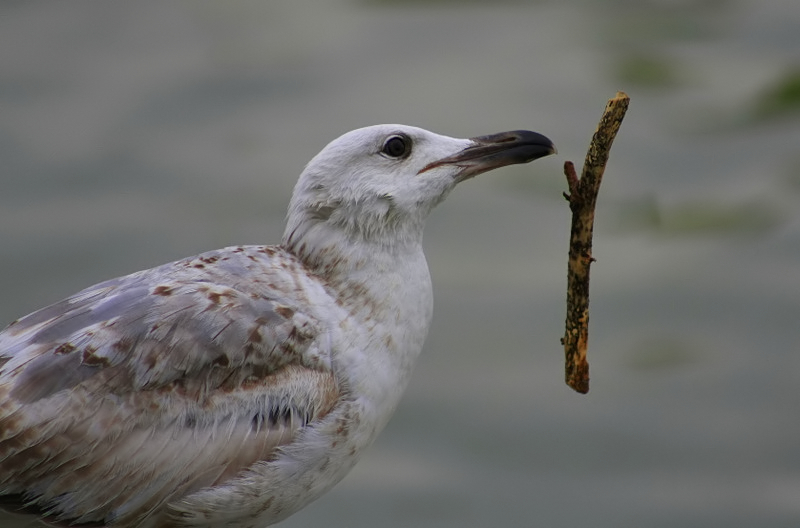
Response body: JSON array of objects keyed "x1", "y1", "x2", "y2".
[{"x1": 281, "y1": 208, "x2": 427, "y2": 281}]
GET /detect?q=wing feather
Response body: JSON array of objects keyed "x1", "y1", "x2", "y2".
[{"x1": 0, "y1": 245, "x2": 342, "y2": 526}]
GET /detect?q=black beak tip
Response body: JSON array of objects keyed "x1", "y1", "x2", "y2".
[
  {"x1": 470, "y1": 129, "x2": 557, "y2": 161},
  {"x1": 513, "y1": 130, "x2": 558, "y2": 159}
]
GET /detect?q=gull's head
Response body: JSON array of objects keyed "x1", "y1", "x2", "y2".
[{"x1": 283, "y1": 124, "x2": 555, "y2": 259}]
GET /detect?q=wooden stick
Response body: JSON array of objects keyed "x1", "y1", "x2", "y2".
[{"x1": 561, "y1": 91, "x2": 630, "y2": 394}]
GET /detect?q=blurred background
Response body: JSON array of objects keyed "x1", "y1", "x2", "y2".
[{"x1": 1, "y1": 1, "x2": 799, "y2": 527}]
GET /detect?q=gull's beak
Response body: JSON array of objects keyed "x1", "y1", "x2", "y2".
[{"x1": 419, "y1": 130, "x2": 556, "y2": 182}]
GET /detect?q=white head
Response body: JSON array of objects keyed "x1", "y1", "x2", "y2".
[{"x1": 282, "y1": 124, "x2": 554, "y2": 267}]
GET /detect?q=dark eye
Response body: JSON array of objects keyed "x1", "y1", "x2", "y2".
[{"x1": 381, "y1": 135, "x2": 410, "y2": 158}]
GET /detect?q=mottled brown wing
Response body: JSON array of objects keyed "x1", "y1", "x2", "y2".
[{"x1": 0, "y1": 245, "x2": 341, "y2": 527}]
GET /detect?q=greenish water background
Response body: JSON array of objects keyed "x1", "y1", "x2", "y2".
[{"x1": 2, "y1": 1, "x2": 800, "y2": 526}]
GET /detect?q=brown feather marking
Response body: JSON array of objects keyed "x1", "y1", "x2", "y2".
[
  {"x1": 152, "y1": 285, "x2": 174, "y2": 296},
  {"x1": 54, "y1": 343, "x2": 76, "y2": 355}
]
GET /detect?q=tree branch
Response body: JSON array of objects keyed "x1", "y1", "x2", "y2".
[{"x1": 561, "y1": 91, "x2": 630, "y2": 394}]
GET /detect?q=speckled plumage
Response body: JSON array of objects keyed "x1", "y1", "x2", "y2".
[{"x1": 0, "y1": 125, "x2": 554, "y2": 527}]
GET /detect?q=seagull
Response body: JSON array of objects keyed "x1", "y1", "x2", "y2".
[{"x1": 0, "y1": 124, "x2": 555, "y2": 528}]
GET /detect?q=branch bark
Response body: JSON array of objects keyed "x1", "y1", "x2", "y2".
[{"x1": 561, "y1": 91, "x2": 630, "y2": 394}]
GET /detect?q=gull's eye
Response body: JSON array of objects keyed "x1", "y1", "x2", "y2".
[{"x1": 381, "y1": 135, "x2": 411, "y2": 159}]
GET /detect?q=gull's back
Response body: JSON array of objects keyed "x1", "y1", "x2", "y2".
[{"x1": 0, "y1": 245, "x2": 344, "y2": 527}]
